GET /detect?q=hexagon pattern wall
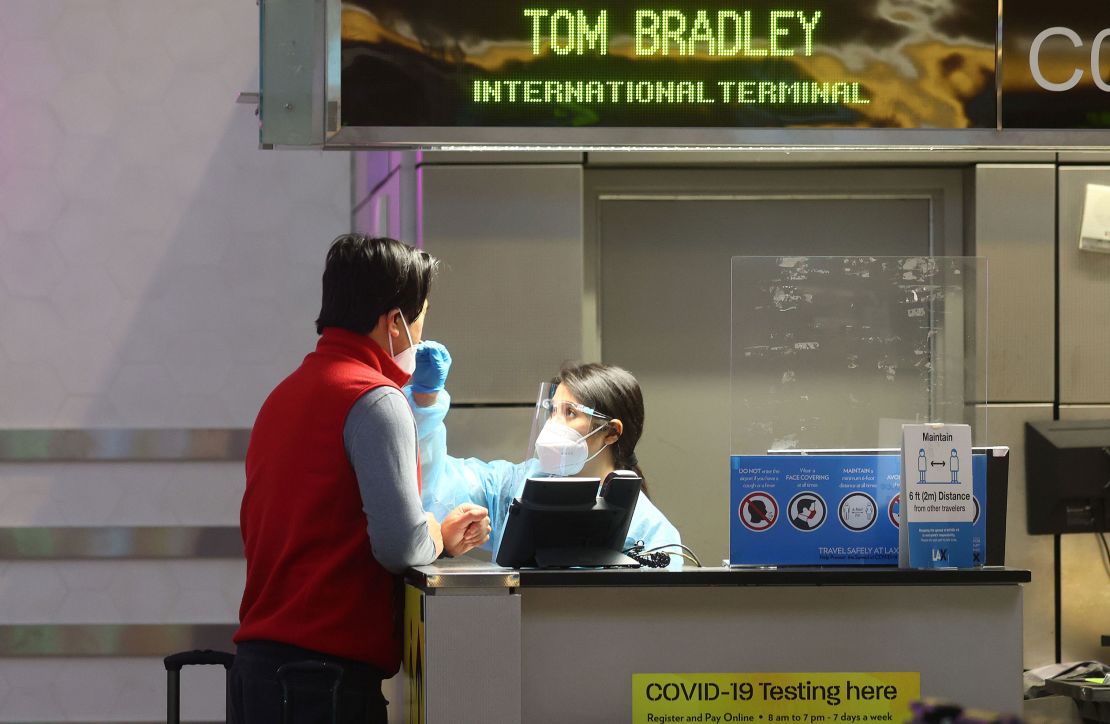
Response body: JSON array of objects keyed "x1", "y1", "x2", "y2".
[{"x1": 0, "y1": 1, "x2": 350, "y2": 720}]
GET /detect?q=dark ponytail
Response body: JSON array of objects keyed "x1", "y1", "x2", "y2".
[{"x1": 556, "y1": 363, "x2": 650, "y2": 497}]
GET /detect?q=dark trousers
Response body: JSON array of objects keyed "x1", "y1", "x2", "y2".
[{"x1": 230, "y1": 640, "x2": 389, "y2": 724}]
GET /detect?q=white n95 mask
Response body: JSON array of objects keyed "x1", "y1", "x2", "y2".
[
  {"x1": 534, "y1": 419, "x2": 609, "y2": 476},
  {"x1": 387, "y1": 310, "x2": 417, "y2": 376}
]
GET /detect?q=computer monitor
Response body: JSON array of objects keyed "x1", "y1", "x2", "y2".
[
  {"x1": 1026, "y1": 420, "x2": 1110, "y2": 534},
  {"x1": 768, "y1": 447, "x2": 1010, "y2": 566},
  {"x1": 495, "y1": 471, "x2": 642, "y2": 569}
]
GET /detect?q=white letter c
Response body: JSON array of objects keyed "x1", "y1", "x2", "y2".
[{"x1": 1030, "y1": 26, "x2": 1083, "y2": 92}]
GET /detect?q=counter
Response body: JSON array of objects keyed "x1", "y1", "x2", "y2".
[{"x1": 398, "y1": 561, "x2": 1030, "y2": 723}]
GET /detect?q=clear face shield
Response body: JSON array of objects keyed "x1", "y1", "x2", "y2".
[{"x1": 525, "y1": 381, "x2": 613, "y2": 475}]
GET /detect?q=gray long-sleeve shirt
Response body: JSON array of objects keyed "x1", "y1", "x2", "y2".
[{"x1": 343, "y1": 386, "x2": 438, "y2": 574}]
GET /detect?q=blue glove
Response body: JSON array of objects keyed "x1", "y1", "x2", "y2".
[{"x1": 410, "y1": 341, "x2": 452, "y2": 393}]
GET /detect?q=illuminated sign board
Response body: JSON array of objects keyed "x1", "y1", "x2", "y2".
[
  {"x1": 249, "y1": 0, "x2": 1110, "y2": 146},
  {"x1": 1002, "y1": 0, "x2": 1110, "y2": 129},
  {"x1": 339, "y1": 1, "x2": 998, "y2": 132}
]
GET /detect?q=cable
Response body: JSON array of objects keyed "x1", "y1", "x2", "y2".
[
  {"x1": 623, "y1": 541, "x2": 705, "y2": 568},
  {"x1": 643, "y1": 543, "x2": 704, "y2": 568},
  {"x1": 623, "y1": 541, "x2": 672, "y2": 568},
  {"x1": 622, "y1": 543, "x2": 669, "y2": 568},
  {"x1": 662, "y1": 550, "x2": 702, "y2": 567},
  {"x1": 1098, "y1": 532, "x2": 1110, "y2": 576}
]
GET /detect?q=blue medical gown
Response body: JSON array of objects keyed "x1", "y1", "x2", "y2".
[{"x1": 406, "y1": 388, "x2": 683, "y2": 567}]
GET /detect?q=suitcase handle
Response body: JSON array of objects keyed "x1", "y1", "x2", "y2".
[
  {"x1": 165, "y1": 649, "x2": 235, "y2": 724},
  {"x1": 164, "y1": 649, "x2": 235, "y2": 671}
]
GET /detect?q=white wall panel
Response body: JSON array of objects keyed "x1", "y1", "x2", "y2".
[
  {"x1": 367, "y1": 170, "x2": 403, "y2": 240},
  {"x1": 971, "y1": 166, "x2": 1056, "y2": 403},
  {"x1": 1059, "y1": 168, "x2": 1110, "y2": 403},
  {"x1": 0, "y1": 657, "x2": 225, "y2": 722},
  {"x1": 420, "y1": 164, "x2": 585, "y2": 403},
  {"x1": 442, "y1": 407, "x2": 536, "y2": 463},
  {"x1": 0, "y1": 463, "x2": 243, "y2": 526},
  {"x1": 352, "y1": 151, "x2": 396, "y2": 206},
  {"x1": 0, "y1": 561, "x2": 242, "y2": 625},
  {"x1": 352, "y1": 151, "x2": 406, "y2": 235},
  {"x1": 0, "y1": 0, "x2": 350, "y2": 429}
]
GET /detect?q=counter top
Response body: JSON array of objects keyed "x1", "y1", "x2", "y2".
[{"x1": 406, "y1": 559, "x2": 1031, "y2": 590}]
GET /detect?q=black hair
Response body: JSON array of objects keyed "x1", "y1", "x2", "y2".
[
  {"x1": 556, "y1": 363, "x2": 650, "y2": 496},
  {"x1": 314, "y1": 234, "x2": 437, "y2": 335}
]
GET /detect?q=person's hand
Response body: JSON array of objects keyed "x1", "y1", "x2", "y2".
[
  {"x1": 410, "y1": 341, "x2": 452, "y2": 394},
  {"x1": 440, "y1": 503, "x2": 491, "y2": 557},
  {"x1": 425, "y1": 512, "x2": 444, "y2": 559}
]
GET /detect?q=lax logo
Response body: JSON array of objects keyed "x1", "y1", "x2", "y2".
[{"x1": 931, "y1": 548, "x2": 949, "y2": 563}]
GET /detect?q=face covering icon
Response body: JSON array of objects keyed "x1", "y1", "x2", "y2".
[
  {"x1": 534, "y1": 419, "x2": 609, "y2": 476},
  {"x1": 387, "y1": 310, "x2": 417, "y2": 376}
]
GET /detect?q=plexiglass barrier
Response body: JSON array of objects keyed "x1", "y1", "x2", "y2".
[{"x1": 731, "y1": 257, "x2": 987, "y2": 454}]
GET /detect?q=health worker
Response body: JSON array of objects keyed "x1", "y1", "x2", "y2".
[{"x1": 404, "y1": 347, "x2": 683, "y2": 567}]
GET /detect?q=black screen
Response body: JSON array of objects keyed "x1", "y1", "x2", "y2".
[
  {"x1": 496, "y1": 474, "x2": 642, "y2": 568},
  {"x1": 1026, "y1": 421, "x2": 1110, "y2": 534}
]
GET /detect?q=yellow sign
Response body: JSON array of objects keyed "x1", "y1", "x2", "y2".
[
  {"x1": 403, "y1": 585, "x2": 426, "y2": 724},
  {"x1": 633, "y1": 672, "x2": 920, "y2": 724}
]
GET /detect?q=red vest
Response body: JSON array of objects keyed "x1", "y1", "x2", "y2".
[{"x1": 235, "y1": 328, "x2": 419, "y2": 672}]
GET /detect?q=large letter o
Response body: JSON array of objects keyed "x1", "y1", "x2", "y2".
[{"x1": 1092, "y1": 28, "x2": 1110, "y2": 92}]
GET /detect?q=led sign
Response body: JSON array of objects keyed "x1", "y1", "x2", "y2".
[{"x1": 340, "y1": 1, "x2": 998, "y2": 131}]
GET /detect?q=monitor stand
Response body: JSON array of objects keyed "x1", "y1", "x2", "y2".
[{"x1": 534, "y1": 547, "x2": 641, "y2": 569}]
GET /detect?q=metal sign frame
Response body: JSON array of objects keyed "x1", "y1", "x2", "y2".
[{"x1": 261, "y1": 0, "x2": 1110, "y2": 149}]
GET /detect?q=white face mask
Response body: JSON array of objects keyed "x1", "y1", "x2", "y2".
[
  {"x1": 534, "y1": 419, "x2": 609, "y2": 476},
  {"x1": 387, "y1": 310, "x2": 417, "y2": 375}
]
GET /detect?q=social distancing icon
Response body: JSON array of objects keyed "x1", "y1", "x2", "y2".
[{"x1": 839, "y1": 492, "x2": 877, "y2": 532}]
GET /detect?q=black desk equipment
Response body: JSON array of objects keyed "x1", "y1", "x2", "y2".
[
  {"x1": 495, "y1": 470, "x2": 642, "y2": 569},
  {"x1": 1025, "y1": 420, "x2": 1110, "y2": 663},
  {"x1": 1026, "y1": 420, "x2": 1110, "y2": 534}
]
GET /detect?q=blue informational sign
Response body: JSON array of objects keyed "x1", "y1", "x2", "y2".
[{"x1": 729, "y1": 454, "x2": 986, "y2": 566}]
